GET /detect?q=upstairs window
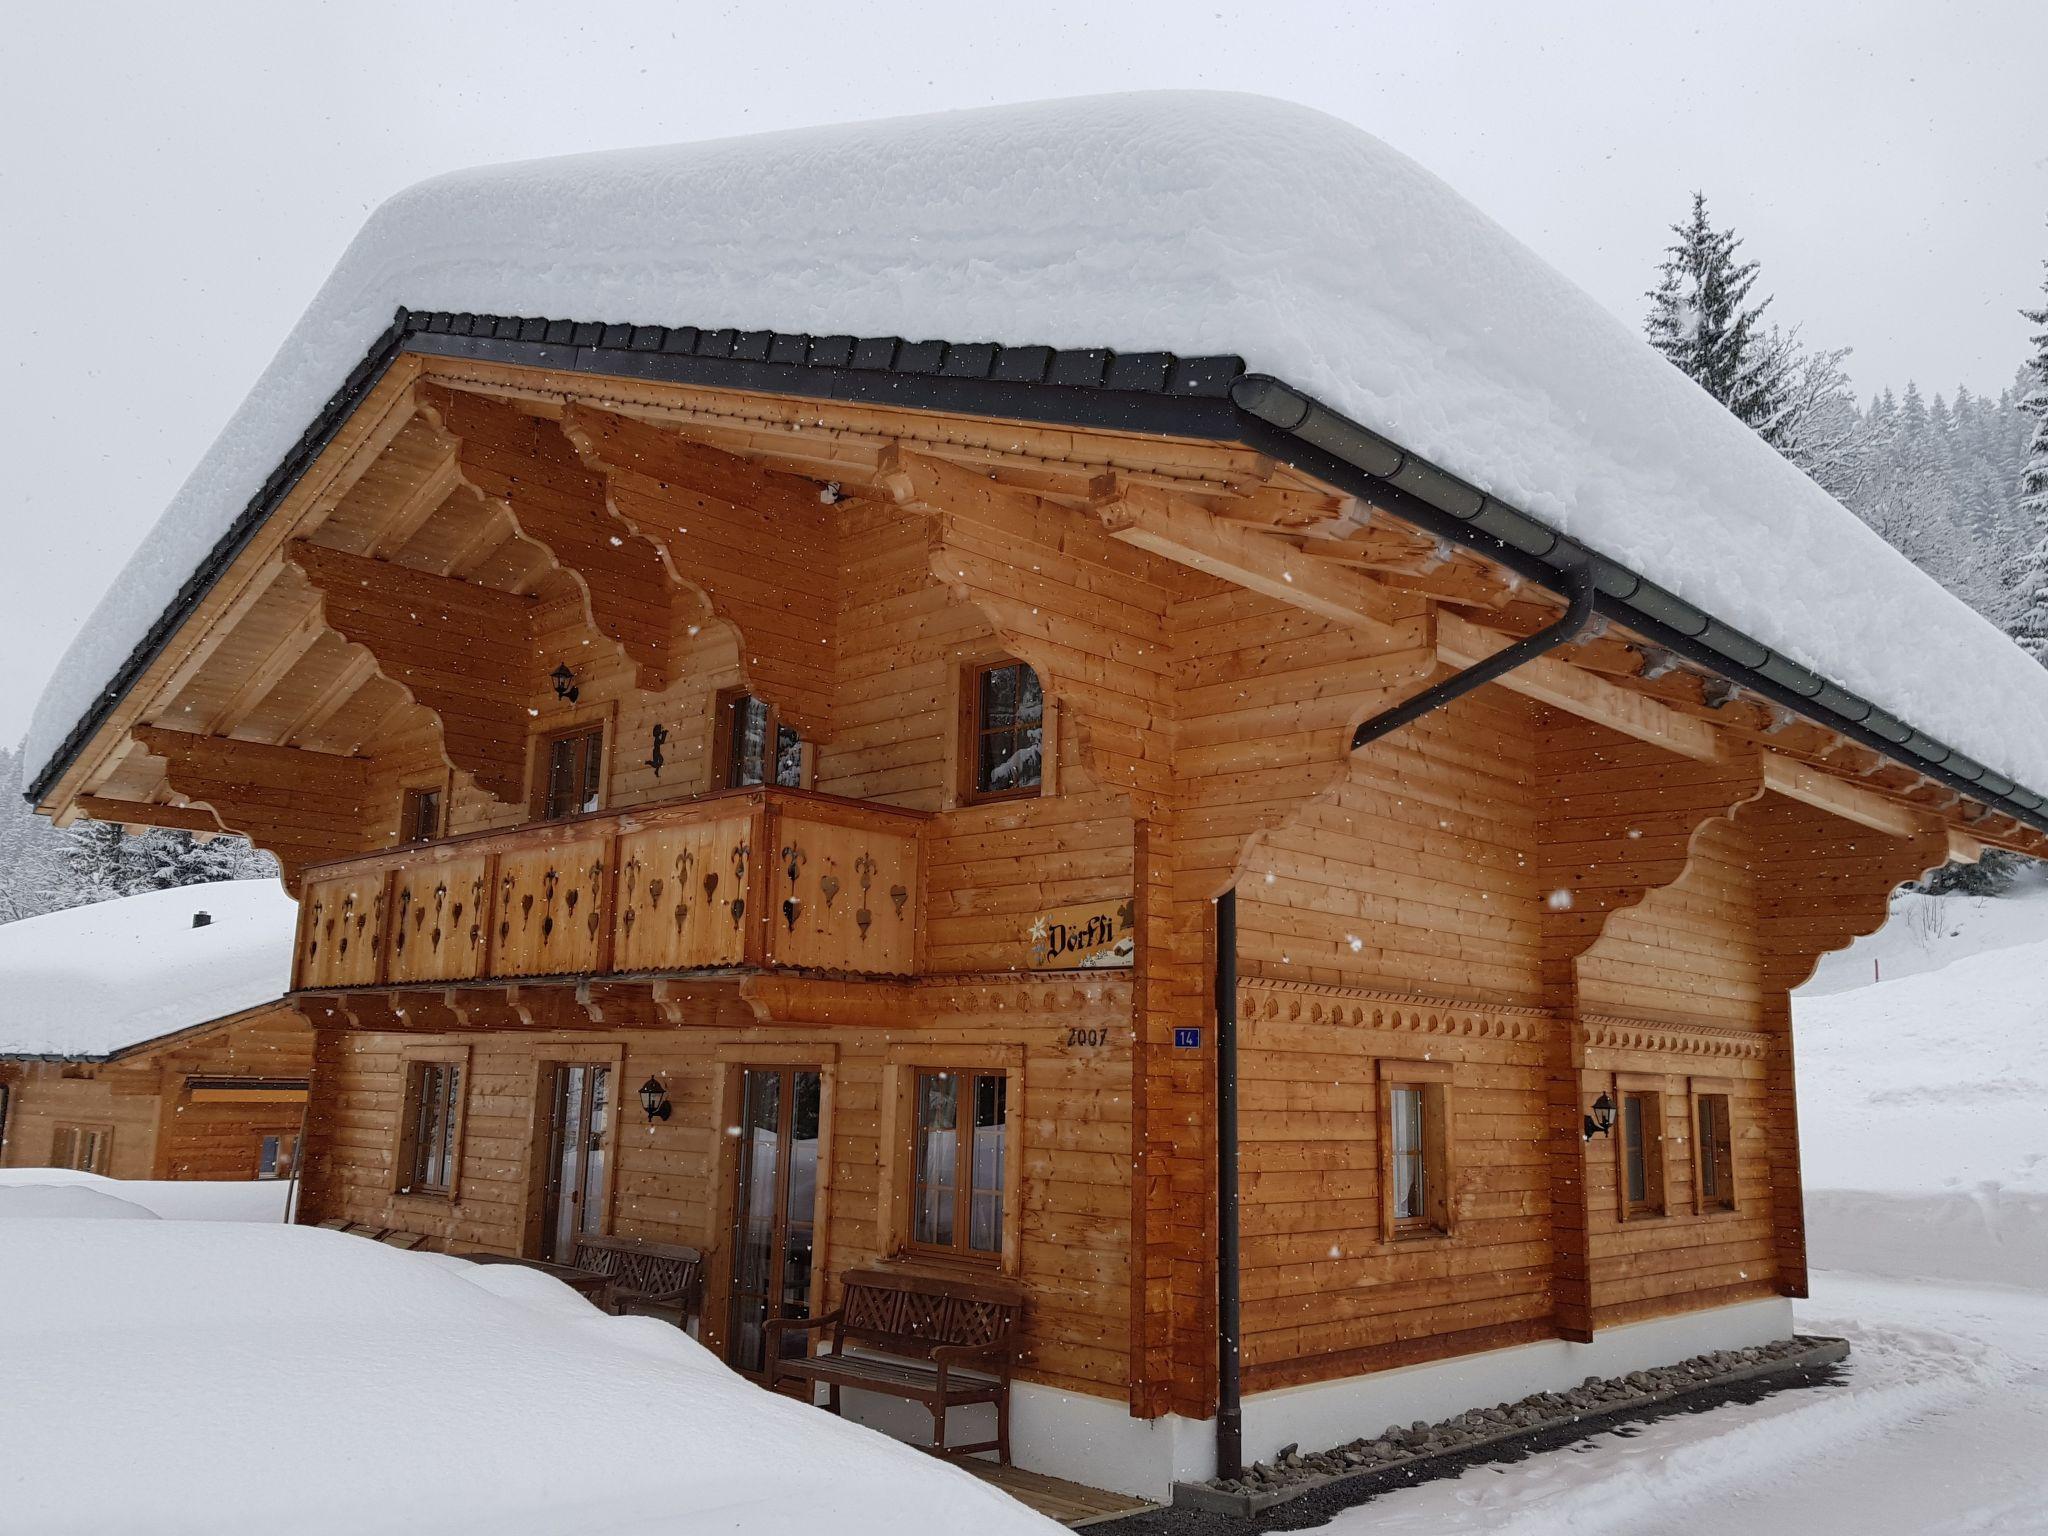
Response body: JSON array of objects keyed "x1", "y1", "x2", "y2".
[
  {"x1": 1696, "y1": 1093, "x2": 1735, "y2": 1211},
  {"x1": 539, "y1": 726, "x2": 605, "y2": 820},
  {"x1": 402, "y1": 786, "x2": 442, "y2": 845},
  {"x1": 965, "y1": 660, "x2": 1043, "y2": 802},
  {"x1": 911, "y1": 1069, "x2": 1008, "y2": 1261},
  {"x1": 1622, "y1": 1090, "x2": 1666, "y2": 1218},
  {"x1": 257, "y1": 1132, "x2": 299, "y2": 1181},
  {"x1": 720, "y1": 692, "x2": 804, "y2": 789},
  {"x1": 398, "y1": 1060, "x2": 463, "y2": 1198}
]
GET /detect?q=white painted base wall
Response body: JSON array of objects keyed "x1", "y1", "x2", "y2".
[{"x1": 833, "y1": 1295, "x2": 1796, "y2": 1500}]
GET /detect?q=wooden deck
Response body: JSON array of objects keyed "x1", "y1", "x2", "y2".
[{"x1": 963, "y1": 1462, "x2": 1156, "y2": 1527}]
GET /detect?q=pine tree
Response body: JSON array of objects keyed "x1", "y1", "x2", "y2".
[
  {"x1": 2012, "y1": 532, "x2": 2048, "y2": 662},
  {"x1": 2020, "y1": 246, "x2": 2048, "y2": 521},
  {"x1": 1646, "y1": 193, "x2": 1792, "y2": 443}
]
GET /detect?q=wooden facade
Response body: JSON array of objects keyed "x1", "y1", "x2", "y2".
[
  {"x1": 33, "y1": 344, "x2": 2042, "y2": 1472},
  {"x1": 0, "y1": 1001, "x2": 312, "y2": 1182}
]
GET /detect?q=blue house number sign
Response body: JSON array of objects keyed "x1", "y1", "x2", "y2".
[{"x1": 1173, "y1": 1027, "x2": 1202, "y2": 1050}]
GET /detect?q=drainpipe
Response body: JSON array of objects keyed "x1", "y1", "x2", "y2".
[
  {"x1": 1211, "y1": 562, "x2": 1594, "y2": 1483},
  {"x1": 1215, "y1": 886, "x2": 1242, "y2": 1481},
  {"x1": 1353, "y1": 564, "x2": 1598, "y2": 750}
]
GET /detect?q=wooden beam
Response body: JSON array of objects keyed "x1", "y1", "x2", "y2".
[
  {"x1": 418, "y1": 384, "x2": 674, "y2": 690},
  {"x1": 1758, "y1": 752, "x2": 1928, "y2": 839},
  {"x1": 73, "y1": 796, "x2": 223, "y2": 835},
  {"x1": 131, "y1": 725, "x2": 371, "y2": 881},
  {"x1": 1085, "y1": 474, "x2": 1422, "y2": 631},
  {"x1": 1437, "y1": 611, "x2": 1726, "y2": 762},
  {"x1": 287, "y1": 540, "x2": 536, "y2": 804}
]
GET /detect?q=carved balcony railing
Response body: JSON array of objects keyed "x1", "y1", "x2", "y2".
[{"x1": 292, "y1": 788, "x2": 926, "y2": 992}]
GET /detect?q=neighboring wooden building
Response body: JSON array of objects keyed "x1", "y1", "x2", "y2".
[
  {"x1": 0, "y1": 884, "x2": 311, "y2": 1183},
  {"x1": 21, "y1": 100, "x2": 2048, "y2": 1498}
]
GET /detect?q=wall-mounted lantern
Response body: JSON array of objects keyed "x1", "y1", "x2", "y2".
[
  {"x1": 638, "y1": 1076, "x2": 672, "y2": 1124},
  {"x1": 551, "y1": 663, "x2": 580, "y2": 704},
  {"x1": 1583, "y1": 1092, "x2": 1616, "y2": 1141}
]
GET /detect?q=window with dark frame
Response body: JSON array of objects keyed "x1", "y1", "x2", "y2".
[
  {"x1": 911, "y1": 1069, "x2": 1008, "y2": 1260},
  {"x1": 257, "y1": 1131, "x2": 299, "y2": 1181},
  {"x1": 966, "y1": 660, "x2": 1044, "y2": 801},
  {"x1": 721, "y1": 693, "x2": 804, "y2": 790},
  {"x1": 1697, "y1": 1093, "x2": 1735, "y2": 1210},
  {"x1": 539, "y1": 726, "x2": 605, "y2": 820},
  {"x1": 1622, "y1": 1090, "x2": 1666, "y2": 1216},
  {"x1": 402, "y1": 786, "x2": 442, "y2": 844},
  {"x1": 399, "y1": 1060, "x2": 462, "y2": 1197}
]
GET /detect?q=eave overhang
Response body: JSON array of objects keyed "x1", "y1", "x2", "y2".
[{"x1": 28, "y1": 306, "x2": 2048, "y2": 843}]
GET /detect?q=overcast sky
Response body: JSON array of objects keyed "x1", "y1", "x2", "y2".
[{"x1": 3, "y1": 0, "x2": 2044, "y2": 751}]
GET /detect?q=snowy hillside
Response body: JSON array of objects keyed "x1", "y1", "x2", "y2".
[{"x1": 1794, "y1": 874, "x2": 2048, "y2": 1288}]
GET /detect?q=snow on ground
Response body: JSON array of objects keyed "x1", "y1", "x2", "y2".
[
  {"x1": 0, "y1": 880, "x2": 297, "y2": 1057},
  {"x1": 1796, "y1": 873, "x2": 2048, "y2": 1288},
  {"x1": 28, "y1": 93, "x2": 2048, "y2": 801},
  {"x1": 0, "y1": 1214, "x2": 1059, "y2": 1536},
  {"x1": 0, "y1": 1168, "x2": 293, "y2": 1222},
  {"x1": 1305, "y1": 881, "x2": 2048, "y2": 1535}
]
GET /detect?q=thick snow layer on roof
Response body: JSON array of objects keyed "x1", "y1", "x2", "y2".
[
  {"x1": 0, "y1": 1215, "x2": 1058, "y2": 1535},
  {"x1": 27, "y1": 92, "x2": 2048, "y2": 796},
  {"x1": 0, "y1": 881, "x2": 295, "y2": 1057}
]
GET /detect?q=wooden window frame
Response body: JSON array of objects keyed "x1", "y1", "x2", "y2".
[
  {"x1": 1616, "y1": 1079, "x2": 1669, "y2": 1221},
  {"x1": 394, "y1": 1044, "x2": 470, "y2": 1202},
  {"x1": 711, "y1": 688, "x2": 808, "y2": 791},
  {"x1": 399, "y1": 778, "x2": 447, "y2": 845},
  {"x1": 529, "y1": 709, "x2": 613, "y2": 822},
  {"x1": 879, "y1": 1043, "x2": 1024, "y2": 1275},
  {"x1": 1377, "y1": 1059, "x2": 1454, "y2": 1242},
  {"x1": 52, "y1": 1122, "x2": 114, "y2": 1175},
  {"x1": 703, "y1": 1043, "x2": 839, "y2": 1364},
  {"x1": 907, "y1": 1068, "x2": 1011, "y2": 1266},
  {"x1": 520, "y1": 1044, "x2": 625, "y2": 1259},
  {"x1": 959, "y1": 658, "x2": 1046, "y2": 806},
  {"x1": 1690, "y1": 1077, "x2": 1738, "y2": 1215}
]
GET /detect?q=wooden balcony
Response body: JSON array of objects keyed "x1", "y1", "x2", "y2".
[{"x1": 292, "y1": 788, "x2": 926, "y2": 994}]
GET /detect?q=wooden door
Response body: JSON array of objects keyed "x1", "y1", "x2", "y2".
[
  {"x1": 539, "y1": 1064, "x2": 611, "y2": 1262},
  {"x1": 726, "y1": 1066, "x2": 822, "y2": 1376}
]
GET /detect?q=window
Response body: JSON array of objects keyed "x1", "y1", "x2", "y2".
[
  {"x1": 257, "y1": 1132, "x2": 299, "y2": 1181},
  {"x1": 538, "y1": 726, "x2": 605, "y2": 820},
  {"x1": 401, "y1": 786, "x2": 442, "y2": 844},
  {"x1": 398, "y1": 1060, "x2": 463, "y2": 1197},
  {"x1": 911, "y1": 1069, "x2": 1008, "y2": 1260},
  {"x1": 1621, "y1": 1091, "x2": 1666, "y2": 1217},
  {"x1": 1380, "y1": 1066, "x2": 1451, "y2": 1237},
  {"x1": 719, "y1": 692, "x2": 804, "y2": 789},
  {"x1": 965, "y1": 660, "x2": 1043, "y2": 801},
  {"x1": 1696, "y1": 1093, "x2": 1735, "y2": 1211},
  {"x1": 51, "y1": 1124, "x2": 112, "y2": 1174}
]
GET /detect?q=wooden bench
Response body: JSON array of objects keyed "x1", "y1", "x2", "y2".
[
  {"x1": 766, "y1": 1267, "x2": 1025, "y2": 1463},
  {"x1": 571, "y1": 1234, "x2": 703, "y2": 1327},
  {"x1": 315, "y1": 1218, "x2": 436, "y2": 1251}
]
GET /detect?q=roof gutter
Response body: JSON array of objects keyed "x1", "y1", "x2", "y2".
[{"x1": 1229, "y1": 376, "x2": 2048, "y2": 839}]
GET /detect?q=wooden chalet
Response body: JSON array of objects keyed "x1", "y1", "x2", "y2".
[
  {"x1": 0, "y1": 885, "x2": 310, "y2": 1183},
  {"x1": 23, "y1": 100, "x2": 2048, "y2": 1499}
]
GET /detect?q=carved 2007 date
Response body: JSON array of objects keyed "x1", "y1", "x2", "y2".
[{"x1": 1063, "y1": 1026, "x2": 1110, "y2": 1048}]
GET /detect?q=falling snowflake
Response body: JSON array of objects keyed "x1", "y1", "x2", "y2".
[{"x1": 1547, "y1": 888, "x2": 1575, "y2": 911}]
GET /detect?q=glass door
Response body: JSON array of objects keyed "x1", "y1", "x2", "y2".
[
  {"x1": 539, "y1": 1064, "x2": 611, "y2": 1261},
  {"x1": 727, "y1": 1066, "x2": 821, "y2": 1377}
]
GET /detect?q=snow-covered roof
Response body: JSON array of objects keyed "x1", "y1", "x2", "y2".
[
  {"x1": 26, "y1": 91, "x2": 2048, "y2": 804},
  {"x1": 0, "y1": 881, "x2": 297, "y2": 1058}
]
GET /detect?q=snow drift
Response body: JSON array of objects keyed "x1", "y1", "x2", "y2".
[
  {"x1": 0, "y1": 1216, "x2": 1058, "y2": 1535},
  {"x1": 25, "y1": 92, "x2": 2048, "y2": 803},
  {"x1": 0, "y1": 880, "x2": 297, "y2": 1057}
]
